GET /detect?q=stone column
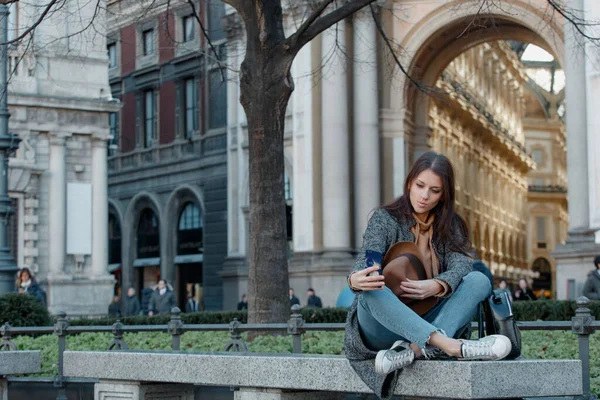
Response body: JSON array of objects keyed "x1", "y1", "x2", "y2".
[
  {"x1": 321, "y1": 23, "x2": 350, "y2": 254},
  {"x1": 48, "y1": 135, "x2": 66, "y2": 276},
  {"x1": 564, "y1": 0, "x2": 589, "y2": 232},
  {"x1": 552, "y1": 0, "x2": 600, "y2": 300},
  {"x1": 91, "y1": 138, "x2": 109, "y2": 277},
  {"x1": 353, "y1": 10, "x2": 380, "y2": 247}
]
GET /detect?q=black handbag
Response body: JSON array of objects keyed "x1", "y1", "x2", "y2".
[{"x1": 480, "y1": 289, "x2": 522, "y2": 360}]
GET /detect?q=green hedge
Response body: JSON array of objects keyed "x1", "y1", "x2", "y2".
[
  {"x1": 512, "y1": 299, "x2": 600, "y2": 321},
  {"x1": 64, "y1": 307, "x2": 350, "y2": 326},
  {"x1": 0, "y1": 293, "x2": 51, "y2": 327},
  {"x1": 3, "y1": 299, "x2": 597, "y2": 328}
]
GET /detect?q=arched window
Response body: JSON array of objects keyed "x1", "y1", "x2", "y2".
[
  {"x1": 137, "y1": 208, "x2": 159, "y2": 258},
  {"x1": 108, "y1": 214, "x2": 122, "y2": 265},
  {"x1": 532, "y1": 257, "x2": 552, "y2": 292},
  {"x1": 177, "y1": 203, "x2": 203, "y2": 255}
]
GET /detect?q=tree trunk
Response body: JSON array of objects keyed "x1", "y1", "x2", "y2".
[{"x1": 239, "y1": 40, "x2": 294, "y2": 323}]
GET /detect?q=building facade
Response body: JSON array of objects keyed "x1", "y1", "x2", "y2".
[
  {"x1": 106, "y1": 0, "x2": 229, "y2": 310},
  {"x1": 5, "y1": 0, "x2": 117, "y2": 314},
  {"x1": 224, "y1": 0, "x2": 598, "y2": 307}
]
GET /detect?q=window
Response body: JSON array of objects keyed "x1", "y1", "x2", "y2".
[
  {"x1": 142, "y1": 29, "x2": 154, "y2": 56},
  {"x1": 207, "y1": 0, "x2": 226, "y2": 41},
  {"x1": 533, "y1": 178, "x2": 545, "y2": 186},
  {"x1": 284, "y1": 174, "x2": 292, "y2": 201},
  {"x1": 183, "y1": 16, "x2": 195, "y2": 42},
  {"x1": 144, "y1": 90, "x2": 155, "y2": 147},
  {"x1": 108, "y1": 43, "x2": 117, "y2": 68},
  {"x1": 532, "y1": 149, "x2": 543, "y2": 165},
  {"x1": 208, "y1": 70, "x2": 227, "y2": 129},
  {"x1": 177, "y1": 203, "x2": 203, "y2": 255},
  {"x1": 108, "y1": 214, "x2": 122, "y2": 265},
  {"x1": 179, "y1": 203, "x2": 202, "y2": 231},
  {"x1": 109, "y1": 112, "x2": 119, "y2": 147},
  {"x1": 184, "y1": 78, "x2": 198, "y2": 138},
  {"x1": 536, "y1": 216, "x2": 546, "y2": 248},
  {"x1": 137, "y1": 209, "x2": 159, "y2": 258}
]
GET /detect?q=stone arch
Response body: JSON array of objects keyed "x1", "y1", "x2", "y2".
[
  {"x1": 163, "y1": 184, "x2": 205, "y2": 288},
  {"x1": 108, "y1": 198, "x2": 124, "y2": 269},
  {"x1": 387, "y1": 0, "x2": 564, "y2": 159},
  {"x1": 122, "y1": 191, "x2": 163, "y2": 293}
]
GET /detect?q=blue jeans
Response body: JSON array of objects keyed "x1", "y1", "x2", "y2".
[{"x1": 357, "y1": 271, "x2": 491, "y2": 350}]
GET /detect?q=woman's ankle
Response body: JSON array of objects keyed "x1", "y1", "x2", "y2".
[{"x1": 429, "y1": 333, "x2": 462, "y2": 357}]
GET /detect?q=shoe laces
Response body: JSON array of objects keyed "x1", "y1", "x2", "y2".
[
  {"x1": 461, "y1": 338, "x2": 495, "y2": 358},
  {"x1": 387, "y1": 343, "x2": 412, "y2": 364},
  {"x1": 422, "y1": 345, "x2": 447, "y2": 360}
]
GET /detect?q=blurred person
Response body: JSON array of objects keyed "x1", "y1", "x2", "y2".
[
  {"x1": 185, "y1": 293, "x2": 199, "y2": 313},
  {"x1": 122, "y1": 287, "x2": 141, "y2": 317},
  {"x1": 148, "y1": 279, "x2": 176, "y2": 316},
  {"x1": 583, "y1": 255, "x2": 600, "y2": 300},
  {"x1": 307, "y1": 288, "x2": 323, "y2": 308},
  {"x1": 497, "y1": 280, "x2": 513, "y2": 302},
  {"x1": 141, "y1": 282, "x2": 157, "y2": 315},
  {"x1": 237, "y1": 294, "x2": 248, "y2": 310},
  {"x1": 289, "y1": 288, "x2": 300, "y2": 307},
  {"x1": 16, "y1": 267, "x2": 46, "y2": 305},
  {"x1": 108, "y1": 296, "x2": 121, "y2": 317},
  {"x1": 513, "y1": 278, "x2": 536, "y2": 301}
]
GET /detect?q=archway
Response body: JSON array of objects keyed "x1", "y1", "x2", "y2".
[
  {"x1": 532, "y1": 257, "x2": 552, "y2": 298},
  {"x1": 136, "y1": 208, "x2": 161, "y2": 300},
  {"x1": 387, "y1": 1, "x2": 565, "y2": 287},
  {"x1": 176, "y1": 202, "x2": 204, "y2": 310},
  {"x1": 108, "y1": 211, "x2": 122, "y2": 295}
]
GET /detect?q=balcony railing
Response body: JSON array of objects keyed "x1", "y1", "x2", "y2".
[
  {"x1": 528, "y1": 185, "x2": 567, "y2": 193},
  {"x1": 108, "y1": 134, "x2": 225, "y2": 173}
]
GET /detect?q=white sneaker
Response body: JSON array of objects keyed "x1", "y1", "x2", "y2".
[
  {"x1": 374, "y1": 340, "x2": 415, "y2": 375},
  {"x1": 458, "y1": 334, "x2": 512, "y2": 361}
]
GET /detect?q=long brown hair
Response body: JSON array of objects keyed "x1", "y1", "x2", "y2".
[
  {"x1": 381, "y1": 151, "x2": 471, "y2": 255},
  {"x1": 16, "y1": 267, "x2": 35, "y2": 287}
]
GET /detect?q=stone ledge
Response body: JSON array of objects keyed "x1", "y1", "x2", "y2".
[
  {"x1": 63, "y1": 351, "x2": 583, "y2": 399},
  {"x1": 0, "y1": 351, "x2": 41, "y2": 375}
]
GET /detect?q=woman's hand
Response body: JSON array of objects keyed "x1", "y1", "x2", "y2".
[
  {"x1": 349, "y1": 266, "x2": 385, "y2": 291},
  {"x1": 399, "y1": 279, "x2": 443, "y2": 300}
]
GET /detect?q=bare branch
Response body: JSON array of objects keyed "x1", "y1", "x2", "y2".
[
  {"x1": 286, "y1": 0, "x2": 376, "y2": 54},
  {"x1": 187, "y1": 0, "x2": 225, "y2": 81},
  {"x1": 369, "y1": 4, "x2": 440, "y2": 96},
  {"x1": 546, "y1": 0, "x2": 600, "y2": 45},
  {"x1": 289, "y1": 0, "x2": 334, "y2": 47},
  {"x1": 2, "y1": 0, "x2": 64, "y2": 46}
]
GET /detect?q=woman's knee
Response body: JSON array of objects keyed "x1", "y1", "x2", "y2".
[{"x1": 463, "y1": 271, "x2": 492, "y2": 298}]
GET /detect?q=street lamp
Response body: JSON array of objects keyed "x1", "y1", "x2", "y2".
[{"x1": 0, "y1": 0, "x2": 22, "y2": 295}]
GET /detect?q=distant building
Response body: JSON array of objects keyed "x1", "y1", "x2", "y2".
[
  {"x1": 106, "y1": 0, "x2": 228, "y2": 309},
  {"x1": 6, "y1": 0, "x2": 117, "y2": 314}
]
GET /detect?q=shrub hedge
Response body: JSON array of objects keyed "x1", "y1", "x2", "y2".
[
  {"x1": 59, "y1": 300, "x2": 600, "y2": 327},
  {"x1": 3, "y1": 298, "x2": 598, "y2": 327},
  {"x1": 0, "y1": 293, "x2": 52, "y2": 327}
]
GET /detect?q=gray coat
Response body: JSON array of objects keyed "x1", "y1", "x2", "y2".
[
  {"x1": 583, "y1": 270, "x2": 600, "y2": 300},
  {"x1": 149, "y1": 289, "x2": 176, "y2": 315},
  {"x1": 344, "y1": 209, "x2": 473, "y2": 399}
]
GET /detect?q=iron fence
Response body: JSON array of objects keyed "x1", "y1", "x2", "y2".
[{"x1": 1, "y1": 297, "x2": 598, "y2": 400}]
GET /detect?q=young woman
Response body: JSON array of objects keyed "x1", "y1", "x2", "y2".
[
  {"x1": 344, "y1": 151, "x2": 511, "y2": 398},
  {"x1": 16, "y1": 267, "x2": 46, "y2": 305}
]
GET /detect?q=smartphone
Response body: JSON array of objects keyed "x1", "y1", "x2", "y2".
[{"x1": 365, "y1": 250, "x2": 383, "y2": 277}]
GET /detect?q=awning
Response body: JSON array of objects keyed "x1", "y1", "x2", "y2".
[
  {"x1": 174, "y1": 254, "x2": 204, "y2": 264},
  {"x1": 133, "y1": 257, "x2": 161, "y2": 268},
  {"x1": 107, "y1": 263, "x2": 121, "y2": 273}
]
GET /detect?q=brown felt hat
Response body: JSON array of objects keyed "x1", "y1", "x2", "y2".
[{"x1": 382, "y1": 241, "x2": 438, "y2": 316}]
